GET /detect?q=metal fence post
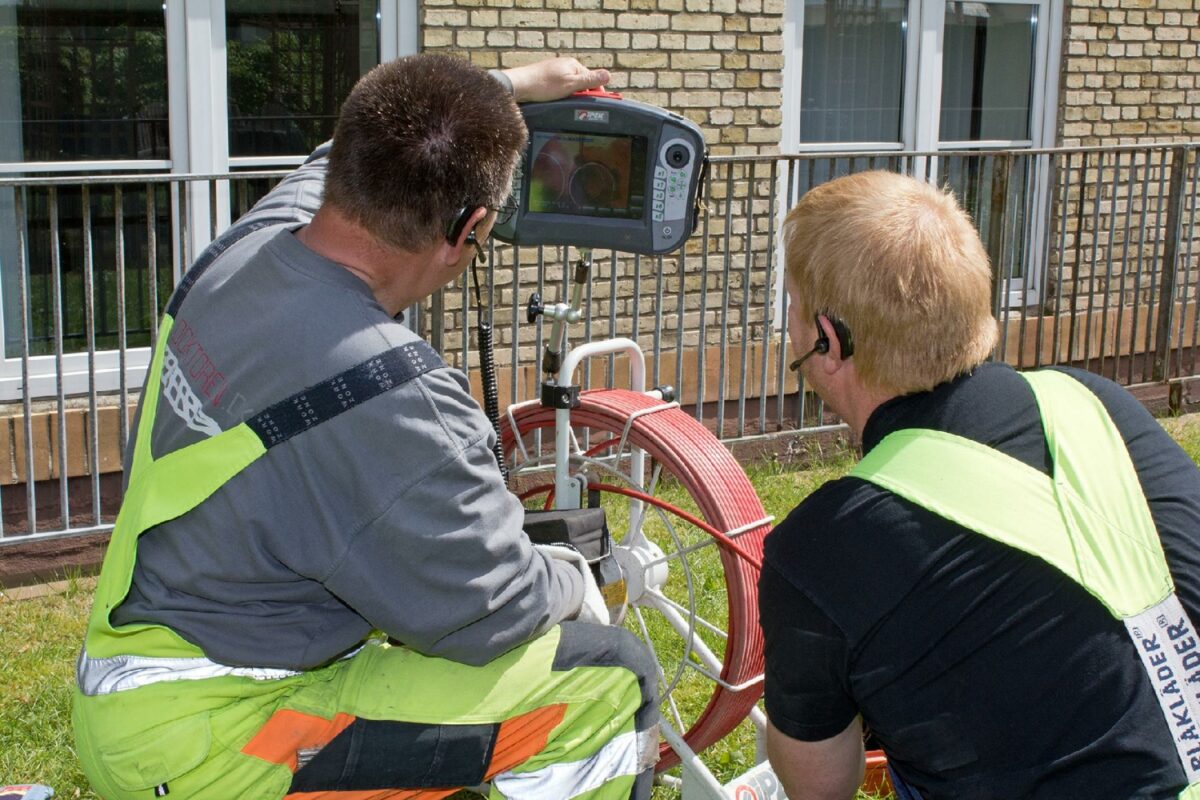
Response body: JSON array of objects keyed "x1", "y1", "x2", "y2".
[{"x1": 1153, "y1": 146, "x2": 1189, "y2": 383}]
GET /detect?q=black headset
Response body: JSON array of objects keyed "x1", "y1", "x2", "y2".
[
  {"x1": 446, "y1": 205, "x2": 481, "y2": 245},
  {"x1": 791, "y1": 312, "x2": 854, "y2": 373},
  {"x1": 448, "y1": 204, "x2": 489, "y2": 267},
  {"x1": 814, "y1": 312, "x2": 854, "y2": 358}
]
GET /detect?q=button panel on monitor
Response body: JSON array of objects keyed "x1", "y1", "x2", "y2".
[{"x1": 653, "y1": 137, "x2": 697, "y2": 249}]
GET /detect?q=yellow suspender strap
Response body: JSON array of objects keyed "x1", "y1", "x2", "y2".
[{"x1": 850, "y1": 369, "x2": 1200, "y2": 786}]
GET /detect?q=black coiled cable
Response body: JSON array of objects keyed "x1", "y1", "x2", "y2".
[{"x1": 471, "y1": 245, "x2": 509, "y2": 483}]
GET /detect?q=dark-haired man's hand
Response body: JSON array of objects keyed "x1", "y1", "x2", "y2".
[{"x1": 504, "y1": 57, "x2": 611, "y2": 103}]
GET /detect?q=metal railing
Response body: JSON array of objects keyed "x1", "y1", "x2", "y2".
[{"x1": 2, "y1": 142, "x2": 1198, "y2": 545}]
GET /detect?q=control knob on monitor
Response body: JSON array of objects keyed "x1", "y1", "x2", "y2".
[{"x1": 665, "y1": 143, "x2": 691, "y2": 168}]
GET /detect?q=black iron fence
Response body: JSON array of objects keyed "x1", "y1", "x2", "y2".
[{"x1": 2, "y1": 142, "x2": 1198, "y2": 543}]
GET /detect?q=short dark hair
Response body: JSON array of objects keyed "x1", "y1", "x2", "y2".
[{"x1": 323, "y1": 54, "x2": 528, "y2": 251}]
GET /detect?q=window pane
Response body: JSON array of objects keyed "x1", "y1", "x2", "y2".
[
  {"x1": 226, "y1": 1, "x2": 380, "y2": 159},
  {"x1": 0, "y1": 1, "x2": 168, "y2": 163},
  {"x1": 800, "y1": 0, "x2": 907, "y2": 145},
  {"x1": 1, "y1": 3, "x2": 169, "y2": 361},
  {"x1": 940, "y1": 2, "x2": 1035, "y2": 142}
]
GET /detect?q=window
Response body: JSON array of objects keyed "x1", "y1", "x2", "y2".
[
  {"x1": 227, "y1": 1, "x2": 380, "y2": 162},
  {"x1": 0, "y1": 1, "x2": 168, "y2": 165},
  {"x1": 0, "y1": 1, "x2": 411, "y2": 401},
  {"x1": 783, "y1": 0, "x2": 1063, "y2": 304},
  {"x1": 226, "y1": 1, "x2": 381, "y2": 212},
  {"x1": 0, "y1": 1, "x2": 170, "y2": 371},
  {"x1": 940, "y1": 2, "x2": 1035, "y2": 144},
  {"x1": 799, "y1": 0, "x2": 907, "y2": 147}
]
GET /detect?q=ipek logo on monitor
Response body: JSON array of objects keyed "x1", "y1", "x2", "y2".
[{"x1": 492, "y1": 90, "x2": 706, "y2": 256}]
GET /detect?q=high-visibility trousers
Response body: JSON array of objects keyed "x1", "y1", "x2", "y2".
[{"x1": 74, "y1": 622, "x2": 659, "y2": 800}]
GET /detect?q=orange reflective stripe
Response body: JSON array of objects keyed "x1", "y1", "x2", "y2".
[
  {"x1": 242, "y1": 709, "x2": 357, "y2": 772},
  {"x1": 485, "y1": 703, "x2": 569, "y2": 778},
  {"x1": 283, "y1": 790, "x2": 458, "y2": 800}
]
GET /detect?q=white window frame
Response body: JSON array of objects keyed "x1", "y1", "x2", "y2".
[
  {"x1": 0, "y1": 0, "x2": 416, "y2": 402},
  {"x1": 780, "y1": 0, "x2": 1063, "y2": 310}
]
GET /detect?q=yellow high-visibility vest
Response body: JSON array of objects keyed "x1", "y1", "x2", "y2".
[{"x1": 852, "y1": 370, "x2": 1200, "y2": 798}]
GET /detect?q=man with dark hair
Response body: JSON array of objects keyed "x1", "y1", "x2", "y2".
[
  {"x1": 761, "y1": 170, "x2": 1200, "y2": 799},
  {"x1": 73, "y1": 54, "x2": 660, "y2": 800},
  {"x1": 322, "y1": 55, "x2": 528, "y2": 254}
]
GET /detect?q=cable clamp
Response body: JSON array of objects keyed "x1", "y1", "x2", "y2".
[{"x1": 541, "y1": 381, "x2": 580, "y2": 410}]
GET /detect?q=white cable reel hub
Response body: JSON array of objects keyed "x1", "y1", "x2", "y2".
[{"x1": 614, "y1": 539, "x2": 670, "y2": 605}]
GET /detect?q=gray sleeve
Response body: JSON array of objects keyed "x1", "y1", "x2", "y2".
[
  {"x1": 487, "y1": 68, "x2": 514, "y2": 96},
  {"x1": 313, "y1": 371, "x2": 584, "y2": 666}
]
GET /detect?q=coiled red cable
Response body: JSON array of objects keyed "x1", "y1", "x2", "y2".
[{"x1": 502, "y1": 388, "x2": 771, "y2": 770}]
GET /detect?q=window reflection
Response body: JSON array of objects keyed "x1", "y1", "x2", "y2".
[
  {"x1": 800, "y1": 0, "x2": 907, "y2": 145},
  {"x1": 0, "y1": 1, "x2": 168, "y2": 163},
  {"x1": 0, "y1": 2, "x2": 170, "y2": 359},
  {"x1": 226, "y1": 1, "x2": 380, "y2": 159},
  {"x1": 2, "y1": 184, "x2": 176, "y2": 359},
  {"x1": 940, "y1": 2, "x2": 1036, "y2": 142}
]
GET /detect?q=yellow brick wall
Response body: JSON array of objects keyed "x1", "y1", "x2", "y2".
[
  {"x1": 1048, "y1": 1, "x2": 1199, "y2": 319},
  {"x1": 419, "y1": 1, "x2": 788, "y2": 376},
  {"x1": 1061, "y1": 0, "x2": 1200, "y2": 143},
  {"x1": 422, "y1": 0, "x2": 785, "y2": 157}
]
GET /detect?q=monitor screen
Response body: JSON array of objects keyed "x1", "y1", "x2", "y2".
[{"x1": 527, "y1": 131, "x2": 646, "y2": 220}]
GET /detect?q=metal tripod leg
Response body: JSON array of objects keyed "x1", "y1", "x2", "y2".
[{"x1": 660, "y1": 720, "x2": 733, "y2": 800}]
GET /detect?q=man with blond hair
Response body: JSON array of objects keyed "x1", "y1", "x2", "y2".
[{"x1": 760, "y1": 170, "x2": 1200, "y2": 799}]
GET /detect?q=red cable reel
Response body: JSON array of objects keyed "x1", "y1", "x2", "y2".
[{"x1": 502, "y1": 388, "x2": 770, "y2": 771}]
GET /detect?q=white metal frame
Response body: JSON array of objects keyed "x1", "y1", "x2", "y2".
[
  {"x1": 510, "y1": 249, "x2": 773, "y2": 797},
  {"x1": 0, "y1": 0, "x2": 417, "y2": 402}
]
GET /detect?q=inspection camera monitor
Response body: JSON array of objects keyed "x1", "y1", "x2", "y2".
[{"x1": 492, "y1": 91, "x2": 706, "y2": 256}]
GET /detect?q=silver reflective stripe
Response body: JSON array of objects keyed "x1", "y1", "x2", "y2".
[
  {"x1": 1124, "y1": 593, "x2": 1200, "y2": 783},
  {"x1": 161, "y1": 345, "x2": 223, "y2": 437},
  {"x1": 492, "y1": 725, "x2": 658, "y2": 799},
  {"x1": 76, "y1": 646, "x2": 299, "y2": 697},
  {"x1": 637, "y1": 723, "x2": 661, "y2": 773}
]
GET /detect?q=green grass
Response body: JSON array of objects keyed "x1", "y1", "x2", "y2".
[
  {"x1": 1161, "y1": 414, "x2": 1200, "y2": 463},
  {"x1": 0, "y1": 438, "x2": 871, "y2": 799},
  {"x1": 11, "y1": 416, "x2": 1193, "y2": 796},
  {"x1": 0, "y1": 574, "x2": 94, "y2": 795}
]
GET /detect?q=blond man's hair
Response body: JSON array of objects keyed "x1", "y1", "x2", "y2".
[{"x1": 783, "y1": 171, "x2": 997, "y2": 395}]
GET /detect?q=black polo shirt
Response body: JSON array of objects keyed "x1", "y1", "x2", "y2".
[{"x1": 760, "y1": 362, "x2": 1200, "y2": 799}]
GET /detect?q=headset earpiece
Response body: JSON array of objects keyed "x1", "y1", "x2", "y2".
[
  {"x1": 815, "y1": 312, "x2": 854, "y2": 358},
  {"x1": 790, "y1": 314, "x2": 838, "y2": 374},
  {"x1": 811, "y1": 321, "x2": 830, "y2": 355},
  {"x1": 449, "y1": 206, "x2": 487, "y2": 266},
  {"x1": 446, "y1": 205, "x2": 479, "y2": 245}
]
